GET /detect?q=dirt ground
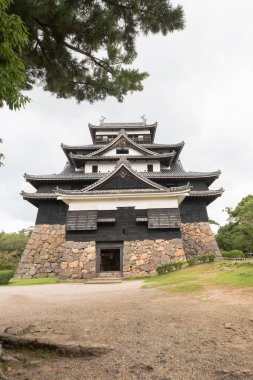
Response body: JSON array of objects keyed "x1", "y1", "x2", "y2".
[{"x1": 1, "y1": 281, "x2": 253, "y2": 380}]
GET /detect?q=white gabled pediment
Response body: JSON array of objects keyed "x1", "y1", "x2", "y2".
[{"x1": 87, "y1": 130, "x2": 159, "y2": 158}]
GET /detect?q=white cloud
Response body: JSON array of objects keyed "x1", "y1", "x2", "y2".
[{"x1": 1, "y1": 0, "x2": 253, "y2": 231}]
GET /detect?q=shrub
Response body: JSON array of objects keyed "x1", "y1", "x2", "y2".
[
  {"x1": 199, "y1": 254, "x2": 215, "y2": 263},
  {"x1": 221, "y1": 249, "x2": 245, "y2": 258},
  {"x1": 0, "y1": 231, "x2": 29, "y2": 257},
  {"x1": 0, "y1": 251, "x2": 19, "y2": 270},
  {"x1": 199, "y1": 255, "x2": 209, "y2": 263},
  {"x1": 156, "y1": 261, "x2": 184, "y2": 275},
  {"x1": 187, "y1": 258, "x2": 198, "y2": 266},
  {"x1": 156, "y1": 263, "x2": 173, "y2": 275},
  {"x1": 0, "y1": 270, "x2": 14, "y2": 285},
  {"x1": 173, "y1": 262, "x2": 184, "y2": 270},
  {"x1": 207, "y1": 253, "x2": 215, "y2": 262}
]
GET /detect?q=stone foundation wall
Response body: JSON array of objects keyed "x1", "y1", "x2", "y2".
[
  {"x1": 180, "y1": 222, "x2": 222, "y2": 260},
  {"x1": 59, "y1": 241, "x2": 96, "y2": 279},
  {"x1": 15, "y1": 224, "x2": 65, "y2": 279},
  {"x1": 15, "y1": 224, "x2": 96, "y2": 279},
  {"x1": 16, "y1": 222, "x2": 222, "y2": 279},
  {"x1": 123, "y1": 239, "x2": 186, "y2": 276}
]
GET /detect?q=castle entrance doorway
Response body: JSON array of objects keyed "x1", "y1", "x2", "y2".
[{"x1": 96, "y1": 243, "x2": 123, "y2": 274}]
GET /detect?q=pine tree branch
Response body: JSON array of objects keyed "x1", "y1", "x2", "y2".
[
  {"x1": 32, "y1": 16, "x2": 114, "y2": 74},
  {"x1": 62, "y1": 41, "x2": 114, "y2": 74}
]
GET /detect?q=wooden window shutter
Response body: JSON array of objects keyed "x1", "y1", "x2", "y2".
[
  {"x1": 147, "y1": 208, "x2": 181, "y2": 229},
  {"x1": 66, "y1": 210, "x2": 97, "y2": 231}
]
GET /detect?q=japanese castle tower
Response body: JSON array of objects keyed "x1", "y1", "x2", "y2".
[{"x1": 16, "y1": 120, "x2": 223, "y2": 279}]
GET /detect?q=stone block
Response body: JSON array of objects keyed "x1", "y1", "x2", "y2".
[
  {"x1": 69, "y1": 261, "x2": 79, "y2": 269},
  {"x1": 161, "y1": 256, "x2": 170, "y2": 264},
  {"x1": 60, "y1": 262, "x2": 68, "y2": 270}
]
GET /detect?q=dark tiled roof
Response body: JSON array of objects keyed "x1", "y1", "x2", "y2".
[
  {"x1": 61, "y1": 144, "x2": 99, "y2": 149},
  {"x1": 69, "y1": 152, "x2": 175, "y2": 161},
  {"x1": 24, "y1": 162, "x2": 221, "y2": 182},
  {"x1": 61, "y1": 142, "x2": 184, "y2": 151},
  {"x1": 21, "y1": 191, "x2": 57, "y2": 199},
  {"x1": 21, "y1": 187, "x2": 223, "y2": 200},
  {"x1": 88, "y1": 122, "x2": 157, "y2": 143},
  {"x1": 89, "y1": 122, "x2": 157, "y2": 129},
  {"x1": 189, "y1": 189, "x2": 224, "y2": 197},
  {"x1": 61, "y1": 160, "x2": 172, "y2": 194},
  {"x1": 57, "y1": 187, "x2": 190, "y2": 196}
]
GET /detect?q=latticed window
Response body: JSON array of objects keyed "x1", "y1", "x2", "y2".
[
  {"x1": 147, "y1": 208, "x2": 181, "y2": 229},
  {"x1": 66, "y1": 210, "x2": 98, "y2": 230}
]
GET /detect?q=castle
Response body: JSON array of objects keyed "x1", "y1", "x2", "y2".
[{"x1": 16, "y1": 120, "x2": 223, "y2": 279}]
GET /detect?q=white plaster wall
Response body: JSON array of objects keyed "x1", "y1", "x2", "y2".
[
  {"x1": 131, "y1": 161, "x2": 160, "y2": 172},
  {"x1": 85, "y1": 161, "x2": 115, "y2": 173},
  {"x1": 67, "y1": 196, "x2": 179, "y2": 211},
  {"x1": 85, "y1": 160, "x2": 160, "y2": 173}
]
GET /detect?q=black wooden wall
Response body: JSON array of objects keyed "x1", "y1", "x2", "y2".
[
  {"x1": 36, "y1": 201, "x2": 68, "y2": 225},
  {"x1": 35, "y1": 198, "x2": 209, "y2": 227},
  {"x1": 179, "y1": 199, "x2": 208, "y2": 223},
  {"x1": 67, "y1": 207, "x2": 181, "y2": 242}
]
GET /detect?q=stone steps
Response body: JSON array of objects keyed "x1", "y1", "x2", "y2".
[
  {"x1": 97, "y1": 271, "x2": 122, "y2": 278},
  {"x1": 86, "y1": 271, "x2": 122, "y2": 284},
  {"x1": 85, "y1": 278, "x2": 122, "y2": 284}
]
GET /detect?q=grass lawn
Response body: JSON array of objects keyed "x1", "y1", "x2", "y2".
[
  {"x1": 143, "y1": 261, "x2": 253, "y2": 293},
  {"x1": 9, "y1": 277, "x2": 60, "y2": 286}
]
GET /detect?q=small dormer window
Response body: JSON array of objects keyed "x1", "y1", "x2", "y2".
[
  {"x1": 138, "y1": 135, "x2": 144, "y2": 141},
  {"x1": 92, "y1": 165, "x2": 98, "y2": 173},
  {"x1": 116, "y1": 148, "x2": 129, "y2": 154},
  {"x1": 102, "y1": 136, "x2": 108, "y2": 142}
]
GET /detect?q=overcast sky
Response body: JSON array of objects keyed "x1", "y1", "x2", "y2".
[{"x1": 1, "y1": 0, "x2": 253, "y2": 232}]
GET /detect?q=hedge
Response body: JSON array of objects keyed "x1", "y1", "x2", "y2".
[
  {"x1": 156, "y1": 254, "x2": 216, "y2": 275},
  {"x1": 221, "y1": 249, "x2": 245, "y2": 258},
  {"x1": 0, "y1": 270, "x2": 14, "y2": 285}
]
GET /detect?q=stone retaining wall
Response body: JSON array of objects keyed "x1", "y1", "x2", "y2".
[
  {"x1": 15, "y1": 224, "x2": 96, "y2": 279},
  {"x1": 59, "y1": 241, "x2": 96, "y2": 279},
  {"x1": 15, "y1": 222, "x2": 222, "y2": 279},
  {"x1": 123, "y1": 239, "x2": 186, "y2": 276},
  {"x1": 180, "y1": 222, "x2": 222, "y2": 260},
  {"x1": 15, "y1": 224, "x2": 65, "y2": 279}
]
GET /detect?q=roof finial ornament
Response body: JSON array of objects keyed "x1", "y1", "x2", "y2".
[
  {"x1": 141, "y1": 115, "x2": 147, "y2": 125},
  {"x1": 100, "y1": 116, "x2": 106, "y2": 125}
]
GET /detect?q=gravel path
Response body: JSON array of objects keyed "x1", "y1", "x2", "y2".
[{"x1": 1, "y1": 282, "x2": 253, "y2": 379}]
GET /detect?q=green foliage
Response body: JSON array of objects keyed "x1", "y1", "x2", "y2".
[
  {"x1": 0, "y1": 269, "x2": 14, "y2": 285},
  {"x1": 156, "y1": 261, "x2": 184, "y2": 275},
  {"x1": 0, "y1": 251, "x2": 19, "y2": 270},
  {"x1": 8, "y1": 0, "x2": 185, "y2": 103},
  {"x1": 156, "y1": 254, "x2": 216, "y2": 275},
  {"x1": 208, "y1": 219, "x2": 219, "y2": 226},
  {"x1": 216, "y1": 223, "x2": 236, "y2": 251},
  {"x1": 0, "y1": 230, "x2": 29, "y2": 271},
  {"x1": 217, "y1": 195, "x2": 253, "y2": 253},
  {"x1": 199, "y1": 254, "x2": 215, "y2": 263},
  {"x1": 187, "y1": 257, "x2": 198, "y2": 266},
  {"x1": 173, "y1": 262, "x2": 184, "y2": 270},
  {"x1": 207, "y1": 254, "x2": 215, "y2": 262},
  {"x1": 199, "y1": 255, "x2": 209, "y2": 263},
  {"x1": 0, "y1": 230, "x2": 29, "y2": 256},
  {"x1": 221, "y1": 249, "x2": 245, "y2": 259},
  {"x1": 0, "y1": 0, "x2": 30, "y2": 110}
]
